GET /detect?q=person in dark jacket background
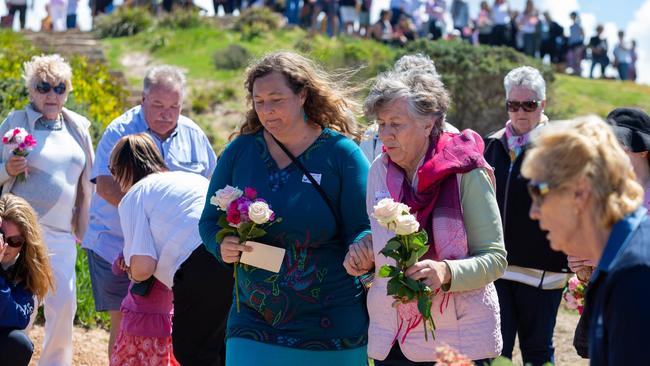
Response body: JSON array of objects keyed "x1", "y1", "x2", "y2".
[
  {"x1": 0, "y1": 194, "x2": 55, "y2": 366},
  {"x1": 522, "y1": 115, "x2": 650, "y2": 366},
  {"x1": 484, "y1": 66, "x2": 569, "y2": 366}
]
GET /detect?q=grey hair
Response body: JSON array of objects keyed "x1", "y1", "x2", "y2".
[
  {"x1": 504, "y1": 66, "x2": 546, "y2": 100},
  {"x1": 142, "y1": 65, "x2": 186, "y2": 97},
  {"x1": 364, "y1": 54, "x2": 449, "y2": 137},
  {"x1": 393, "y1": 53, "x2": 438, "y2": 76}
]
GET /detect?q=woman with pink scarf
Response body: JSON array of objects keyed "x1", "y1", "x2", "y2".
[
  {"x1": 484, "y1": 66, "x2": 568, "y2": 366},
  {"x1": 344, "y1": 54, "x2": 506, "y2": 365}
]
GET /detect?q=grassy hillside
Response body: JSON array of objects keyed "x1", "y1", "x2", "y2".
[{"x1": 549, "y1": 74, "x2": 650, "y2": 118}]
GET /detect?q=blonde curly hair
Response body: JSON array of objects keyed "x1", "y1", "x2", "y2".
[
  {"x1": 237, "y1": 51, "x2": 361, "y2": 140},
  {"x1": 0, "y1": 194, "x2": 55, "y2": 303},
  {"x1": 522, "y1": 115, "x2": 643, "y2": 229},
  {"x1": 22, "y1": 54, "x2": 73, "y2": 94}
]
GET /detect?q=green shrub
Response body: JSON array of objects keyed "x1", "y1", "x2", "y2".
[
  {"x1": 213, "y1": 44, "x2": 252, "y2": 70},
  {"x1": 234, "y1": 7, "x2": 282, "y2": 40},
  {"x1": 95, "y1": 6, "x2": 153, "y2": 38},
  {"x1": 158, "y1": 8, "x2": 205, "y2": 29},
  {"x1": 191, "y1": 85, "x2": 238, "y2": 114},
  {"x1": 0, "y1": 31, "x2": 37, "y2": 115},
  {"x1": 401, "y1": 40, "x2": 554, "y2": 135}
]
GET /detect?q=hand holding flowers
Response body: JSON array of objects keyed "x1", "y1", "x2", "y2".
[
  {"x1": 2, "y1": 128, "x2": 37, "y2": 182},
  {"x1": 210, "y1": 185, "x2": 281, "y2": 312},
  {"x1": 374, "y1": 198, "x2": 437, "y2": 341}
]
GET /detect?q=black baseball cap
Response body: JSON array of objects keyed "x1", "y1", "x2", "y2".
[{"x1": 606, "y1": 108, "x2": 650, "y2": 152}]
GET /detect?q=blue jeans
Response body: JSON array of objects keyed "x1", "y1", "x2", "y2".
[
  {"x1": 618, "y1": 62, "x2": 629, "y2": 81},
  {"x1": 285, "y1": 0, "x2": 300, "y2": 24},
  {"x1": 495, "y1": 279, "x2": 563, "y2": 366}
]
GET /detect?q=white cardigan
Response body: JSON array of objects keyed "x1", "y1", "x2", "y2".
[{"x1": 0, "y1": 105, "x2": 95, "y2": 240}]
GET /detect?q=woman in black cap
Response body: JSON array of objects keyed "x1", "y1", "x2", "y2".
[
  {"x1": 608, "y1": 108, "x2": 650, "y2": 203},
  {"x1": 569, "y1": 107, "x2": 650, "y2": 358}
]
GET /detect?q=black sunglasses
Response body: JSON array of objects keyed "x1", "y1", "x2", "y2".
[
  {"x1": 35, "y1": 81, "x2": 67, "y2": 95},
  {"x1": 0, "y1": 228, "x2": 25, "y2": 248},
  {"x1": 527, "y1": 181, "x2": 551, "y2": 206},
  {"x1": 506, "y1": 100, "x2": 540, "y2": 113}
]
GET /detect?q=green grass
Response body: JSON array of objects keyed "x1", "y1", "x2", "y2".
[
  {"x1": 75, "y1": 247, "x2": 111, "y2": 329},
  {"x1": 548, "y1": 74, "x2": 650, "y2": 119}
]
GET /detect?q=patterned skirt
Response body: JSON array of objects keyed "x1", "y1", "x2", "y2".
[{"x1": 110, "y1": 332, "x2": 180, "y2": 366}]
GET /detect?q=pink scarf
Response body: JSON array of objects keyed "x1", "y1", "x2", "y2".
[
  {"x1": 504, "y1": 118, "x2": 547, "y2": 162},
  {"x1": 386, "y1": 130, "x2": 491, "y2": 259}
]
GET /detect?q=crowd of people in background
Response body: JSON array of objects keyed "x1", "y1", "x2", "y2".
[
  {"x1": 211, "y1": 0, "x2": 639, "y2": 81},
  {"x1": 1, "y1": 0, "x2": 640, "y2": 81}
]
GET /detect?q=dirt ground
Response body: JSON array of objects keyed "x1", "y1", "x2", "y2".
[
  {"x1": 28, "y1": 325, "x2": 109, "y2": 366},
  {"x1": 27, "y1": 308, "x2": 587, "y2": 366}
]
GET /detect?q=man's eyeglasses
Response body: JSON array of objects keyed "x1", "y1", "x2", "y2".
[
  {"x1": 527, "y1": 181, "x2": 552, "y2": 206},
  {"x1": 0, "y1": 228, "x2": 25, "y2": 248},
  {"x1": 506, "y1": 100, "x2": 540, "y2": 113},
  {"x1": 35, "y1": 81, "x2": 67, "y2": 95}
]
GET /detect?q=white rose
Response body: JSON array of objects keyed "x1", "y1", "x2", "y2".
[
  {"x1": 248, "y1": 201, "x2": 273, "y2": 225},
  {"x1": 394, "y1": 214, "x2": 420, "y2": 235},
  {"x1": 210, "y1": 185, "x2": 243, "y2": 211},
  {"x1": 13, "y1": 131, "x2": 25, "y2": 144},
  {"x1": 373, "y1": 198, "x2": 409, "y2": 228},
  {"x1": 3, "y1": 130, "x2": 14, "y2": 140}
]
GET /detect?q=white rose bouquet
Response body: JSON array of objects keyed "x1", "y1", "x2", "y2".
[
  {"x1": 210, "y1": 185, "x2": 281, "y2": 312},
  {"x1": 374, "y1": 198, "x2": 436, "y2": 341}
]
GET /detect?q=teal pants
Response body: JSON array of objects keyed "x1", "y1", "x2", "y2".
[{"x1": 226, "y1": 337, "x2": 368, "y2": 366}]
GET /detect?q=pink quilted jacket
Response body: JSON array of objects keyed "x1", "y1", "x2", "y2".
[{"x1": 366, "y1": 155, "x2": 502, "y2": 362}]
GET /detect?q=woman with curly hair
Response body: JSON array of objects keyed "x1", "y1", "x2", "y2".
[
  {"x1": 0, "y1": 194, "x2": 55, "y2": 366},
  {"x1": 199, "y1": 51, "x2": 371, "y2": 366}
]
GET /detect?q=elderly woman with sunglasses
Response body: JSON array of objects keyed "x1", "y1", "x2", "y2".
[
  {"x1": 483, "y1": 66, "x2": 569, "y2": 366},
  {"x1": 522, "y1": 116, "x2": 650, "y2": 365},
  {"x1": 0, "y1": 194, "x2": 55, "y2": 366},
  {"x1": 345, "y1": 54, "x2": 506, "y2": 364},
  {"x1": 0, "y1": 54, "x2": 94, "y2": 366}
]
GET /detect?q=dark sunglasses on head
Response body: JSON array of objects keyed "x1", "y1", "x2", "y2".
[
  {"x1": 527, "y1": 181, "x2": 551, "y2": 206},
  {"x1": 0, "y1": 228, "x2": 25, "y2": 248},
  {"x1": 35, "y1": 81, "x2": 67, "y2": 95},
  {"x1": 506, "y1": 100, "x2": 540, "y2": 113}
]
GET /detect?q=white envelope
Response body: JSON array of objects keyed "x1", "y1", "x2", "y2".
[{"x1": 240, "y1": 241, "x2": 286, "y2": 273}]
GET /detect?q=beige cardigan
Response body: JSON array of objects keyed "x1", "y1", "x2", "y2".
[{"x1": 0, "y1": 105, "x2": 95, "y2": 240}]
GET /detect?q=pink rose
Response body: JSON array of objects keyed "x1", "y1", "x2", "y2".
[
  {"x1": 568, "y1": 276, "x2": 579, "y2": 292},
  {"x1": 24, "y1": 135, "x2": 36, "y2": 147},
  {"x1": 227, "y1": 201, "x2": 242, "y2": 227},
  {"x1": 244, "y1": 187, "x2": 257, "y2": 200}
]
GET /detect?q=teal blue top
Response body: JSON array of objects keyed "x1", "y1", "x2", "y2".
[{"x1": 199, "y1": 128, "x2": 370, "y2": 351}]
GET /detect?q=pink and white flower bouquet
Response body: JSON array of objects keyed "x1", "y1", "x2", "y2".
[
  {"x1": 210, "y1": 185, "x2": 281, "y2": 312},
  {"x1": 2, "y1": 127, "x2": 37, "y2": 182},
  {"x1": 563, "y1": 275, "x2": 587, "y2": 314}
]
